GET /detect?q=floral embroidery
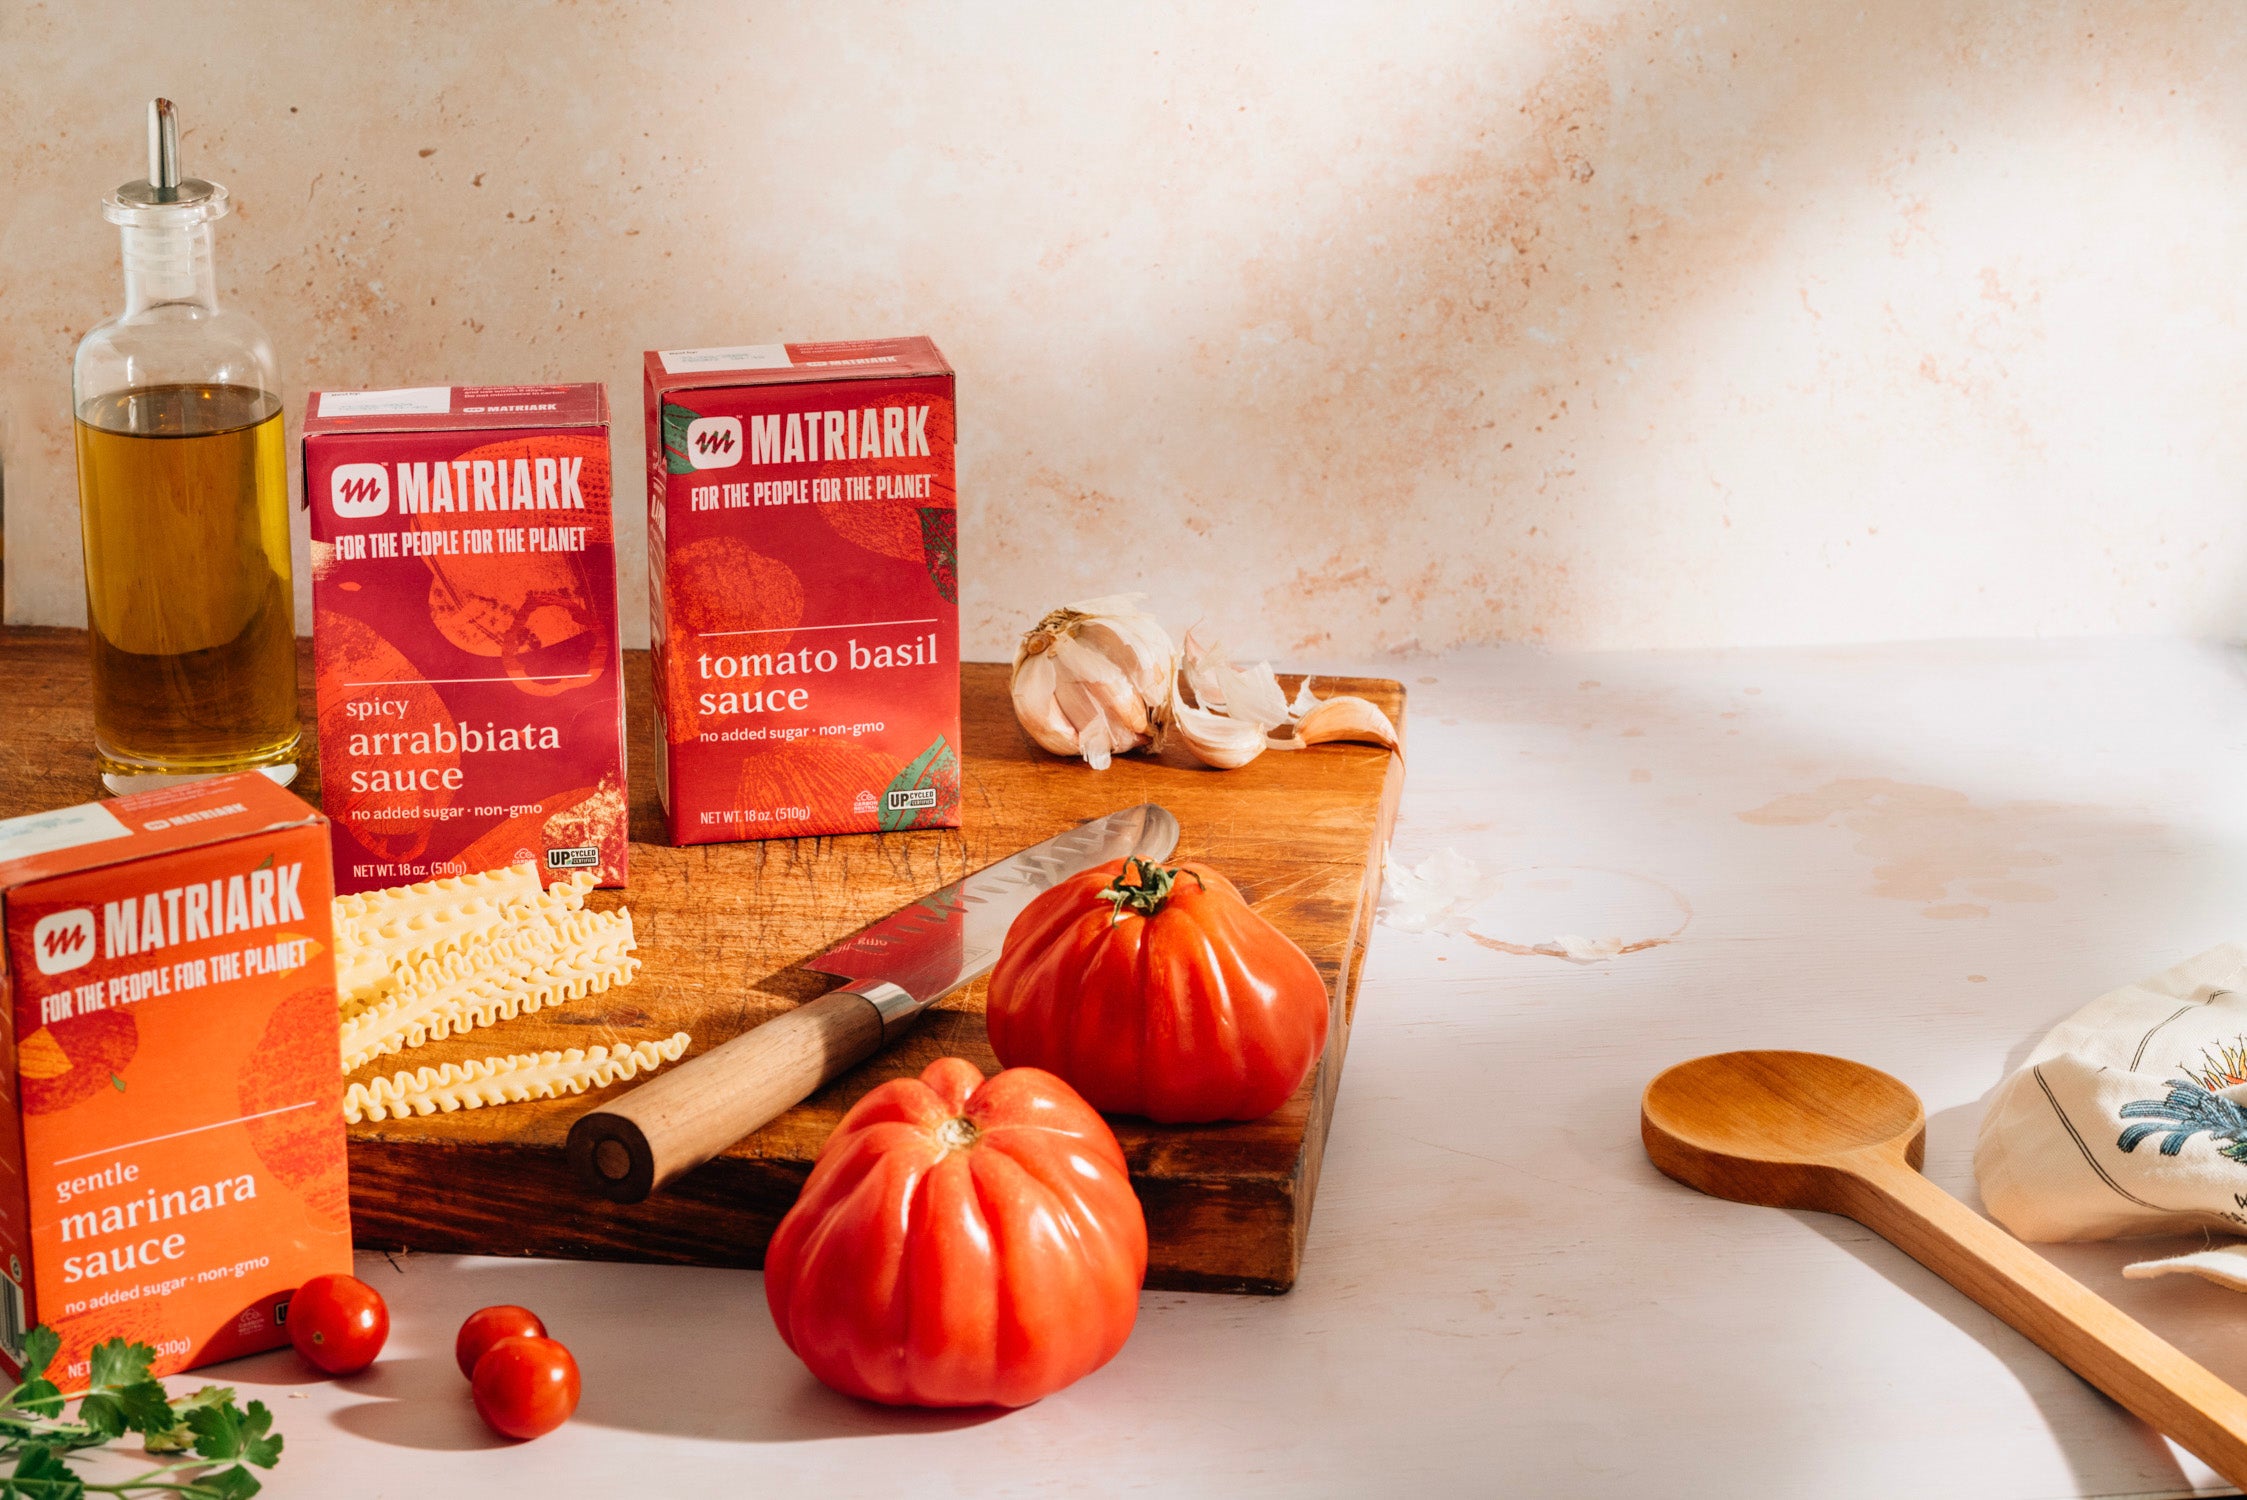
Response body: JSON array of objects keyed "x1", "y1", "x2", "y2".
[
  {"x1": 2118, "y1": 1079, "x2": 2247, "y2": 1163},
  {"x1": 2186, "y1": 1034, "x2": 2247, "y2": 1092}
]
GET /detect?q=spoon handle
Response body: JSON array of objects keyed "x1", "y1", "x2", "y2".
[{"x1": 1841, "y1": 1154, "x2": 2247, "y2": 1486}]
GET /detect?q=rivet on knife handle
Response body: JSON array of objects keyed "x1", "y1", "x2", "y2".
[{"x1": 568, "y1": 985, "x2": 897, "y2": 1203}]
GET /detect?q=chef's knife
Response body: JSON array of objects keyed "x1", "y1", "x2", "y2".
[{"x1": 567, "y1": 803, "x2": 1180, "y2": 1203}]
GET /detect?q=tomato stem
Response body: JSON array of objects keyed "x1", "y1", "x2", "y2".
[{"x1": 1098, "y1": 856, "x2": 1202, "y2": 925}]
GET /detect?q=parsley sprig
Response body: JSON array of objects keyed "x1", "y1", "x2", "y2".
[{"x1": 0, "y1": 1326, "x2": 282, "y2": 1498}]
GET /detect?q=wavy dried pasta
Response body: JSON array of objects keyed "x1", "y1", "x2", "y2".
[
  {"x1": 334, "y1": 863, "x2": 548, "y2": 1009},
  {"x1": 326, "y1": 868, "x2": 655, "y2": 1122},
  {"x1": 337, "y1": 907, "x2": 640, "y2": 1072},
  {"x1": 334, "y1": 894, "x2": 528, "y2": 1016},
  {"x1": 342, "y1": 1032, "x2": 691, "y2": 1124},
  {"x1": 331, "y1": 866, "x2": 594, "y2": 1014}
]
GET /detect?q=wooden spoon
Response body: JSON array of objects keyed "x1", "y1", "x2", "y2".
[{"x1": 1642, "y1": 1049, "x2": 2247, "y2": 1486}]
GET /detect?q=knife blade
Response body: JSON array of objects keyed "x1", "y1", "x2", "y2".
[
  {"x1": 802, "y1": 800, "x2": 1179, "y2": 1013},
  {"x1": 567, "y1": 804, "x2": 1180, "y2": 1203}
]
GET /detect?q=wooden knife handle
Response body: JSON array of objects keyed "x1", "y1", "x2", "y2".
[{"x1": 567, "y1": 989, "x2": 885, "y2": 1203}]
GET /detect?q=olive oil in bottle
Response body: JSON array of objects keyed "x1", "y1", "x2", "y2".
[{"x1": 72, "y1": 101, "x2": 299, "y2": 790}]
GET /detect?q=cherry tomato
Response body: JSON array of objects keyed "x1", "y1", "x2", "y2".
[
  {"x1": 455, "y1": 1305, "x2": 546, "y2": 1379},
  {"x1": 287, "y1": 1273, "x2": 389, "y2": 1376},
  {"x1": 472, "y1": 1336, "x2": 580, "y2": 1440}
]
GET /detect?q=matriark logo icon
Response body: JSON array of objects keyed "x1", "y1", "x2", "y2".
[
  {"x1": 31, "y1": 910, "x2": 95, "y2": 976},
  {"x1": 329, "y1": 462, "x2": 390, "y2": 517},
  {"x1": 686, "y1": 416, "x2": 742, "y2": 470}
]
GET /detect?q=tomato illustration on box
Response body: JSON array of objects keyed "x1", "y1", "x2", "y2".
[
  {"x1": 643, "y1": 338, "x2": 961, "y2": 846},
  {"x1": 0, "y1": 774, "x2": 349, "y2": 1387},
  {"x1": 303, "y1": 384, "x2": 629, "y2": 894}
]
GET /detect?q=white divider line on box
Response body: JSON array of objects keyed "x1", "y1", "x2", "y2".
[
  {"x1": 698, "y1": 617, "x2": 941, "y2": 638},
  {"x1": 342, "y1": 673, "x2": 600, "y2": 687},
  {"x1": 54, "y1": 1099, "x2": 322, "y2": 1167}
]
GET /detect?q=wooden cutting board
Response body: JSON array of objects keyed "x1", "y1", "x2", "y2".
[{"x1": 0, "y1": 627, "x2": 1402, "y2": 1294}]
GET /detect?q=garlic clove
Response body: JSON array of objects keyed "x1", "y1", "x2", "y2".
[
  {"x1": 1076, "y1": 716, "x2": 1119, "y2": 772},
  {"x1": 1165, "y1": 681, "x2": 1268, "y2": 769},
  {"x1": 1289, "y1": 677, "x2": 1321, "y2": 718},
  {"x1": 1294, "y1": 695, "x2": 1401, "y2": 752},
  {"x1": 1009, "y1": 649, "x2": 1081, "y2": 757},
  {"x1": 1076, "y1": 617, "x2": 1175, "y2": 708},
  {"x1": 1053, "y1": 672, "x2": 1126, "y2": 767},
  {"x1": 1051, "y1": 646, "x2": 1154, "y2": 774},
  {"x1": 1051, "y1": 632, "x2": 1152, "y2": 737}
]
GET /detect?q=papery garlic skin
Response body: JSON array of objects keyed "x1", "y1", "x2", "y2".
[
  {"x1": 1182, "y1": 628, "x2": 1294, "y2": 732},
  {"x1": 1010, "y1": 596, "x2": 1178, "y2": 768}
]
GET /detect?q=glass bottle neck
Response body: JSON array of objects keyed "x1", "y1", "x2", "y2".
[{"x1": 119, "y1": 220, "x2": 219, "y2": 316}]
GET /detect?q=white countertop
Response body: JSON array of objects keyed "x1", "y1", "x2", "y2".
[{"x1": 215, "y1": 639, "x2": 2247, "y2": 1497}]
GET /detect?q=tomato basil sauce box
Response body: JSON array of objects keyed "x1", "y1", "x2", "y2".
[
  {"x1": 0, "y1": 773, "x2": 348, "y2": 1386},
  {"x1": 303, "y1": 383, "x2": 629, "y2": 895},
  {"x1": 644, "y1": 338, "x2": 961, "y2": 844}
]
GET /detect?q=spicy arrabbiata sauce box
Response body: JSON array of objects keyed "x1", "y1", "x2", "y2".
[
  {"x1": 644, "y1": 338, "x2": 960, "y2": 845},
  {"x1": 304, "y1": 384, "x2": 628, "y2": 895},
  {"x1": 0, "y1": 772, "x2": 348, "y2": 1386}
]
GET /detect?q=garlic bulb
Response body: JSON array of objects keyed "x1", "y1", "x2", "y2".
[
  {"x1": 1011, "y1": 596, "x2": 1178, "y2": 769},
  {"x1": 1014, "y1": 598, "x2": 1399, "y2": 772}
]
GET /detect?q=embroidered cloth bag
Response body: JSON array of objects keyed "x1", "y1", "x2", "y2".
[{"x1": 1976, "y1": 943, "x2": 2247, "y2": 1286}]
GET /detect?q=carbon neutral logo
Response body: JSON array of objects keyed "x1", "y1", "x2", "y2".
[{"x1": 329, "y1": 463, "x2": 390, "y2": 517}]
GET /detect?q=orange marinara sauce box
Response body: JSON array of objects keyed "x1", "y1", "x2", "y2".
[{"x1": 0, "y1": 773, "x2": 349, "y2": 1387}]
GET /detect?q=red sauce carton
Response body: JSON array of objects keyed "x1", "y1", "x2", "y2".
[
  {"x1": 0, "y1": 772, "x2": 348, "y2": 1385},
  {"x1": 304, "y1": 384, "x2": 629, "y2": 895},
  {"x1": 644, "y1": 339, "x2": 960, "y2": 845}
]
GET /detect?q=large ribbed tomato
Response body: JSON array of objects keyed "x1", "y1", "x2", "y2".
[
  {"x1": 987, "y1": 856, "x2": 1330, "y2": 1123},
  {"x1": 763, "y1": 1057, "x2": 1146, "y2": 1408}
]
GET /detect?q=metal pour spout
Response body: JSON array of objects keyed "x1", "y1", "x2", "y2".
[
  {"x1": 103, "y1": 98, "x2": 228, "y2": 304},
  {"x1": 147, "y1": 98, "x2": 180, "y2": 202},
  {"x1": 108, "y1": 98, "x2": 220, "y2": 216}
]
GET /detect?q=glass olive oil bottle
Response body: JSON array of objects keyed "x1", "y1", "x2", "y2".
[{"x1": 72, "y1": 100, "x2": 298, "y2": 791}]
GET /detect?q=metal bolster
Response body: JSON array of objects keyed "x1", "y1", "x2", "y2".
[{"x1": 848, "y1": 980, "x2": 923, "y2": 1040}]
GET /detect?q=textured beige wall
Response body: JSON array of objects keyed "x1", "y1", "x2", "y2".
[{"x1": 4, "y1": 1, "x2": 2245, "y2": 660}]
